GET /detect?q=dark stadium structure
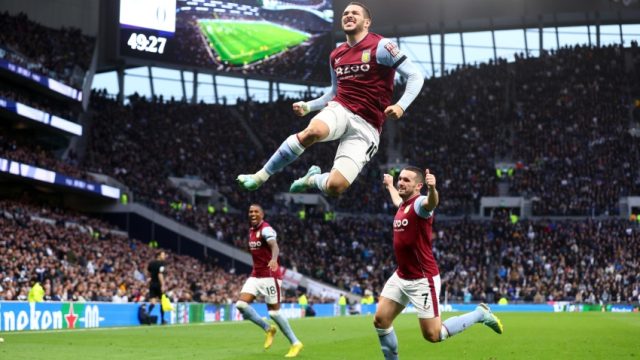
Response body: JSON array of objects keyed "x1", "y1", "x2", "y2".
[{"x1": 0, "y1": 0, "x2": 639, "y2": 311}]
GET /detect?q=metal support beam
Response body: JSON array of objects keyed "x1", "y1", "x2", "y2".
[
  {"x1": 538, "y1": 15, "x2": 544, "y2": 55},
  {"x1": 213, "y1": 74, "x2": 219, "y2": 104},
  {"x1": 180, "y1": 70, "x2": 187, "y2": 101},
  {"x1": 192, "y1": 71, "x2": 198, "y2": 104},
  {"x1": 117, "y1": 67, "x2": 125, "y2": 104},
  {"x1": 440, "y1": 31, "x2": 445, "y2": 76},
  {"x1": 459, "y1": 21, "x2": 465, "y2": 65},
  {"x1": 148, "y1": 66, "x2": 155, "y2": 98}
]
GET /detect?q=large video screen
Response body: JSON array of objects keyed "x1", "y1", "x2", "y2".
[{"x1": 118, "y1": 0, "x2": 334, "y2": 84}]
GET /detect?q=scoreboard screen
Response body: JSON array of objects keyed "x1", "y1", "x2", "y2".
[{"x1": 118, "y1": 0, "x2": 334, "y2": 85}]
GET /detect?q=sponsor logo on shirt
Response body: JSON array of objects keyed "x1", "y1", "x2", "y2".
[
  {"x1": 384, "y1": 42, "x2": 400, "y2": 58},
  {"x1": 335, "y1": 63, "x2": 370, "y2": 76},
  {"x1": 249, "y1": 240, "x2": 263, "y2": 248},
  {"x1": 393, "y1": 219, "x2": 409, "y2": 228},
  {"x1": 335, "y1": 56, "x2": 342, "y2": 65}
]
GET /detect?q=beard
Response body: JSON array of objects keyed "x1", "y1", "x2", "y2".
[{"x1": 343, "y1": 22, "x2": 364, "y2": 35}]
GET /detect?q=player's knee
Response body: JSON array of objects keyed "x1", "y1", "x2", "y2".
[
  {"x1": 268, "y1": 310, "x2": 280, "y2": 318},
  {"x1": 422, "y1": 329, "x2": 441, "y2": 343},
  {"x1": 373, "y1": 315, "x2": 390, "y2": 329},
  {"x1": 297, "y1": 126, "x2": 325, "y2": 145}
]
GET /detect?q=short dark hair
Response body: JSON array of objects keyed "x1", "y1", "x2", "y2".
[
  {"x1": 249, "y1": 203, "x2": 263, "y2": 212},
  {"x1": 156, "y1": 250, "x2": 166, "y2": 259},
  {"x1": 347, "y1": 1, "x2": 371, "y2": 20},
  {"x1": 402, "y1": 166, "x2": 425, "y2": 184}
]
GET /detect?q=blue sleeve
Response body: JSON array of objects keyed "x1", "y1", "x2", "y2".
[
  {"x1": 395, "y1": 59, "x2": 424, "y2": 111},
  {"x1": 307, "y1": 61, "x2": 337, "y2": 112},
  {"x1": 413, "y1": 196, "x2": 433, "y2": 219},
  {"x1": 262, "y1": 226, "x2": 277, "y2": 242},
  {"x1": 376, "y1": 38, "x2": 424, "y2": 111},
  {"x1": 375, "y1": 38, "x2": 407, "y2": 68}
]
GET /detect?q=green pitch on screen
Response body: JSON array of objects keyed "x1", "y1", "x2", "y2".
[
  {"x1": 199, "y1": 20, "x2": 310, "y2": 65},
  {"x1": 1, "y1": 313, "x2": 638, "y2": 359}
]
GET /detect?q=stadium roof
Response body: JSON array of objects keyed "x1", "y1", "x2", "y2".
[
  {"x1": 1, "y1": 0, "x2": 639, "y2": 39},
  {"x1": 334, "y1": 0, "x2": 640, "y2": 37}
]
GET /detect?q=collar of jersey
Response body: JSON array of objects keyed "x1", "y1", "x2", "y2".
[{"x1": 347, "y1": 32, "x2": 370, "y2": 48}]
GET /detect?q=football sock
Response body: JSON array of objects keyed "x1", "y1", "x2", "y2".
[
  {"x1": 148, "y1": 303, "x2": 155, "y2": 313},
  {"x1": 269, "y1": 311, "x2": 300, "y2": 344},
  {"x1": 376, "y1": 327, "x2": 399, "y2": 360},
  {"x1": 261, "y1": 135, "x2": 305, "y2": 180},
  {"x1": 440, "y1": 308, "x2": 484, "y2": 340},
  {"x1": 160, "y1": 307, "x2": 165, "y2": 322},
  {"x1": 236, "y1": 301, "x2": 270, "y2": 331},
  {"x1": 313, "y1": 172, "x2": 330, "y2": 194}
]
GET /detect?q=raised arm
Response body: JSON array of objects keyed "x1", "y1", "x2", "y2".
[
  {"x1": 383, "y1": 173, "x2": 402, "y2": 208},
  {"x1": 420, "y1": 169, "x2": 439, "y2": 212}
]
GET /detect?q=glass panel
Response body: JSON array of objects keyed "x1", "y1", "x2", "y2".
[
  {"x1": 247, "y1": 79, "x2": 270, "y2": 102},
  {"x1": 494, "y1": 29, "x2": 525, "y2": 61},
  {"x1": 196, "y1": 74, "x2": 216, "y2": 104},
  {"x1": 150, "y1": 67, "x2": 181, "y2": 80},
  {"x1": 92, "y1": 71, "x2": 119, "y2": 96},
  {"x1": 463, "y1": 31, "x2": 495, "y2": 65},
  {"x1": 399, "y1": 35, "x2": 430, "y2": 76},
  {"x1": 558, "y1": 26, "x2": 589, "y2": 47},
  {"x1": 600, "y1": 25, "x2": 621, "y2": 46},
  {"x1": 124, "y1": 73, "x2": 151, "y2": 98},
  {"x1": 444, "y1": 33, "x2": 463, "y2": 71},
  {"x1": 278, "y1": 82, "x2": 309, "y2": 99},
  {"x1": 542, "y1": 28, "x2": 558, "y2": 51},
  {"x1": 124, "y1": 67, "x2": 148, "y2": 76},
  {"x1": 216, "y1": 76, "x2": 245, "y2": 105},
  {"x1": 622, "y1": 24, "x2": 640, "y2": 46}
]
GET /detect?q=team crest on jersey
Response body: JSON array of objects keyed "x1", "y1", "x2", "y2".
[
  {"x1": 384, "y1": 42, "x2": 400, "y2": 57},
  {"x1": 404, "y1": 205, "x2": 411, "y2": 214},
  {"x1": 361, "y1": 49, "x2": 371, "y2": 63}
]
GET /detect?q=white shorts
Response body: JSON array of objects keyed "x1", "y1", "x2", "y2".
[
  {"x1": 380, "y1": 272, "x2": 441, "y2": 319},
  {"x1": 314, "y1": 101, "x2": 380, "y2": 184},
  {"x1": 240, "y1": 277, "x2": 283, "y2": 304}
]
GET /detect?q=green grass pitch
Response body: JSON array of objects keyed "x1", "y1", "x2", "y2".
[
  {"x1": 198, "y1": 19, "x2": 310, "y2": 66},
  {"x1": 1, "y1": 312, "x2": 638, "y2": 359}
]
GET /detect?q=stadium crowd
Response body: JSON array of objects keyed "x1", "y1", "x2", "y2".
[
  {"x1": 0, "y1": 132, "x2": 89, "y2": 181},
  {"x1": 1, "y1": 12, "x2": 639, "y2": 306},
  {"x1": 0, "y1": 200, "x2": 250, "y2": 304},
  {"x1": 0, "y1": 12, "x2": 94, "y2": 88},
  {"x1": 508, "y1": 45, "x2": 640, "y2": 215},
  {"x1": 1, "y1": 198, "x2": 637, "y2": 305}
]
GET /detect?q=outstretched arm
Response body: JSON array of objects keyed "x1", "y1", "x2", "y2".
[
  {"x1": 420, "y1": 169, "x2": 439, "y2": 212},
  {"x1": 293, "y1": 62, "x2": 337, "y2": 116},
  {"x1": 383, "y1": 174, "x2": 402, "y2": 208}
]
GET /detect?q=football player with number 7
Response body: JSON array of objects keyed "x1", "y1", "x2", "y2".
[{"x1": 375, "y1": 167, "x2": 503, "y2": 360}]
